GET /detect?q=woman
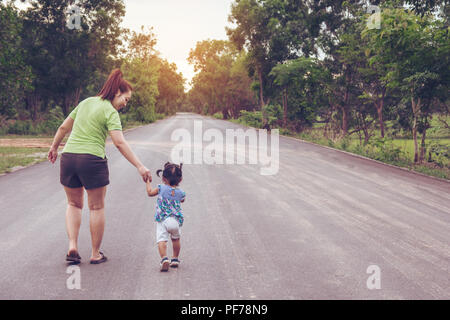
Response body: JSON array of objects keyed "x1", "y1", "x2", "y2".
[{"x1": 48, "y1": 69, "x2": 151, "y2": 264}]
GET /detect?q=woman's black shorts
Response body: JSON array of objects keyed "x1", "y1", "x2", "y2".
[{"x1": 60, "y1": 153, "x2": 109, "y2": 190}]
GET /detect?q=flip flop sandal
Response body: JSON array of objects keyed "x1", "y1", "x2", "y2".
[
  {"x1": 90, "y1": 251, "x2": 108, "y2": 264},
  {"x1": 66, "y1": 250, "x2": 81, "y2": 264}
]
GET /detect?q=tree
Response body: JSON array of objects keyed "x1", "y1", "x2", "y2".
[
  {"x1": 156, "y1": 58, "x2": 186, "y2": 115},
  {"x1": 270, "y1": 57, "x2": 327, "y2": 129},
  {"x1": 0, "y1": 1, "x2": 33, "y2": 119},
  {"x1": 226, "y1": 0, "x2": 300, "y2": 110},
  {"x1": 369, "y1": 8, "x2": 449, "y2": 163},
  {"x1": 227, "y1": 51, "x2": 258, "y2": 118},
  {"x1": 20, "y1": 0, "x2": 127, "y2": 116},
  {"x1": 122, "y1": 26, "x2": 159, "y2": 123},
  {"x1": 188, "y1": 39, "x2": 256, "y2": 118}
]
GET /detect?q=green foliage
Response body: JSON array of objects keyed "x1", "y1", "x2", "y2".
[
  {"x1": 156, "y1": 58, "x2": 186, "y2": 115},
  {"x1": 187, "y1": 40, "x2": 256, "y2": 117},
  {"x1": 4, "y1": 106, "x2": 64, "y2": 135},
  {"x1": 262, "y1": 104, "x2": 283, "y2": 126},
  {"x1": 119, "y1": 113, "x2": 128, "y2": 129},
  {"x1": 428, "y1": 141, "x2": 450, "y2": 168},
  {"x1": 338, "y1": 137, "x2": 351, "y2": 151},
  {"x1": 238, "y1": 110, "x2": 263, "y2": 128},
  {"x1": 7, "y1": 120, "x2": 36, "y2": 135},
  {"x1": 0, "y1": 2, "x2": 33, "y2": 118},
  {"x1": 39, "y1": 106, "x2": 65, "y2": 134},
  {"x1": 369, "y1": 137, "x2": 405, "y2": 163},
  {"x1": 236, "y1": 104, "x2": 283, "y2": 128},
  {"x1": 213, "y1": 112, "x2": 223, "y2": 119},
  {"x1": 121, "y1": 27, "x2": 160, "y2": 123},
  {"x1": 20, "y1": 0, "x2": 127, "y2": 116},
  {"x1": 269, "y1": 57, "x2": 329, "y2": 127}
]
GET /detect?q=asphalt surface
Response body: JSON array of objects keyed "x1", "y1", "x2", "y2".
[{"x1": 0, "y1": 113, "x2": 449, "y2": 299}]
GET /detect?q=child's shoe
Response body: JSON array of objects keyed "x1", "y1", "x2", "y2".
[
  {"x1": 170, "y1": 258, "x2": 180, "y2": 268},
  {"x1": 160, "y1": 257, "x2": 170, "y2": 272}
]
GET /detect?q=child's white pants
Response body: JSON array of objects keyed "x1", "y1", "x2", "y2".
[{"x1": 156, "y1": 216, "x2": 181, "y2": 243}]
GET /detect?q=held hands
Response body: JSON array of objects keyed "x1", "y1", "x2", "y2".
[
  {"x1": 138, "y1": 165, "x2": 152, "y2": 183},
  {"x1": 47, "y1": 147, "x2": 58, "y2": 164}
]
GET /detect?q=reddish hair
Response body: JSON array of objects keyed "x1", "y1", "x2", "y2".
[{"x1": 97, "y1": 69, "x2": 133, "y2": 101}]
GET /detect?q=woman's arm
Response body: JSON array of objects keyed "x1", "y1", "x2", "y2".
[
  {"x1": 109, "y1": 130, "x2": 151, "y2": 182},
  {"x1": 48, "y1": 117, "x2": 74, "y2": 163}
]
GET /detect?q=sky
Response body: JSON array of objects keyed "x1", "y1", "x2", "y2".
[{"x1": 122, "y1": 0, "x2": 235, "y2": 89}]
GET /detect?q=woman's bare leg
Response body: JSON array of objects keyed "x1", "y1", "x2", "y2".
[
  {"x1": 64, "y1": 187, "x2": 84, "y2": 255},
  {"x1": 86, "y1": 186, "x2": 107, "y2": 261}
]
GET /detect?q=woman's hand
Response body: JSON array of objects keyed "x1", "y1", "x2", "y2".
[
  {"x1": 47, "y1": 117, "x2": 73, "y2": 164},
  {"x1": 47, "y1": 147, "x2": 58, "y2": 164},
  {"x1": 138, "y1": 165, "x2": 151, "y2": 182}
]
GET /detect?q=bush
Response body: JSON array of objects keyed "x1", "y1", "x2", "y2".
[
  {"x1": 428, "y1": 141, "x2": 450, "y2": 168},
  {"x1": 119, "y1": 113, "x2": 128, "y2": 129},
  {"x1": 338, "y1": 137, "x2": 351, "y2": 151},
  {"x1": 7, "y1": 120, "x2": 35, "y2": 135},
  {"x1": 279, "y1": 128, "x2": 293, "y2": 136},
  {"x1": 367, "y1": 137, "x2": 406, "y2": 163},
  {"x1": 238, "y1": 110, "x2": 263, "y2": 128},
  {"x1": 155, "y1": 113, "x2": 165, "y2": 120},
  {"x1": 38, "y1": 106, "x2": 65, "y2": 134},
  {"x1": 2, "y1": 107, "x2": 65, "y2": 135},
  {"x1": 327, "y1": 139, "x2": 335, "y2": 148},
  {"x1": 263, "y1": 104, "x2": 283, "y2": 126},
  {"x1": 213, "y1": 112, "x2": 223, "y2": 119}
]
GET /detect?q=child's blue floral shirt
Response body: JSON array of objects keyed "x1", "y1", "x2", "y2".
[{"x1": 155, "y1": 184, "x2": 185, "y2": 226}]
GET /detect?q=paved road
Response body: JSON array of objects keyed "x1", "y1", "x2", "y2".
[{"x1": 0, "y1": 113, "x2": 449, "y2": 299}]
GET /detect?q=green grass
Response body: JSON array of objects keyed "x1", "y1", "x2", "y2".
[
  {"x1": 0, "y1": 146, "x2": 48, "y2": 174},
  {"x1": 0, "y1": 146, "x2": 48, "y2": 154},
  {"x1": 391, "y1": 138, "x2": 450, "y2": 161},
  {"x1": 0, "y1": 116, "x2": 168, "y2": 174},
  {"x1": 294, "y1": 131, "x2": 450, "y2": 180},
  {"x1": 412, "y1": 165, "x2": 450, "y2": 180},
  {"x1": 344, "y1": 137, "x2": 450, "y2": 164},
  {"x1": 0, "y1": 134, "x2": 54, "y2": 139}
]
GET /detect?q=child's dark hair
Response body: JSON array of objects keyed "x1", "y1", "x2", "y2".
[{"x1": 156, "y1": 162, "x2": 183, "y2": 186}]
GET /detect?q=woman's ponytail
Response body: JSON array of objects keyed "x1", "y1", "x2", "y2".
[{"x1": 97, "y1": 68, "x2": 133, "y2": 101}]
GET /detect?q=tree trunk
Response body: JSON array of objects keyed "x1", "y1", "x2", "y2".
[
  {"x1": 62, "y1": 88, "x2": 82, "y2": 116},
  {"x1": 74, "y1": 87, "x2": 81, "y2": 107},
  {"x1": 376, "y1": 100, "x2": 384, "y2": 138},
  {"x1": 222, "y1": 108, "x2": 229, "y2": 120},
  {"x1": 26, "y1": 93, "x2": 41, "y2": 121},
  {"x1": 341, "y1": 84, "x2": 350, "y2": 136},
  {"x1": 258, "y1": 69, "x2": 265, "y2": 108},
  {"x1": 362, "y1": 118, "x2": 370, "y2": 144},
  {"x1": 419, "y1": 127, "x2": 426, "y2": 163},
  {"x1": 258, "y1": 68, "x2": 268, "y2": 127},
  {"x1": 412, "y1": 118, "x2": 418, "y2": 163},
  {"x1": 411, "y1": 95, "x2": 421, "y2": 164},
  {"x1": 419, "y1": 116, "x2": 429, "y2": 163},
  {"x1": 282, "y1": 89, "x2": 288, "y2": 128},
  {"x1": 341, "y1": 106, "x2": 348, "y2": 136}
]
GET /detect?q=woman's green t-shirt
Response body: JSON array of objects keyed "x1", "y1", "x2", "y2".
[{"x1": 62, "y1": 96, "x2": 122, "y2": 159}]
